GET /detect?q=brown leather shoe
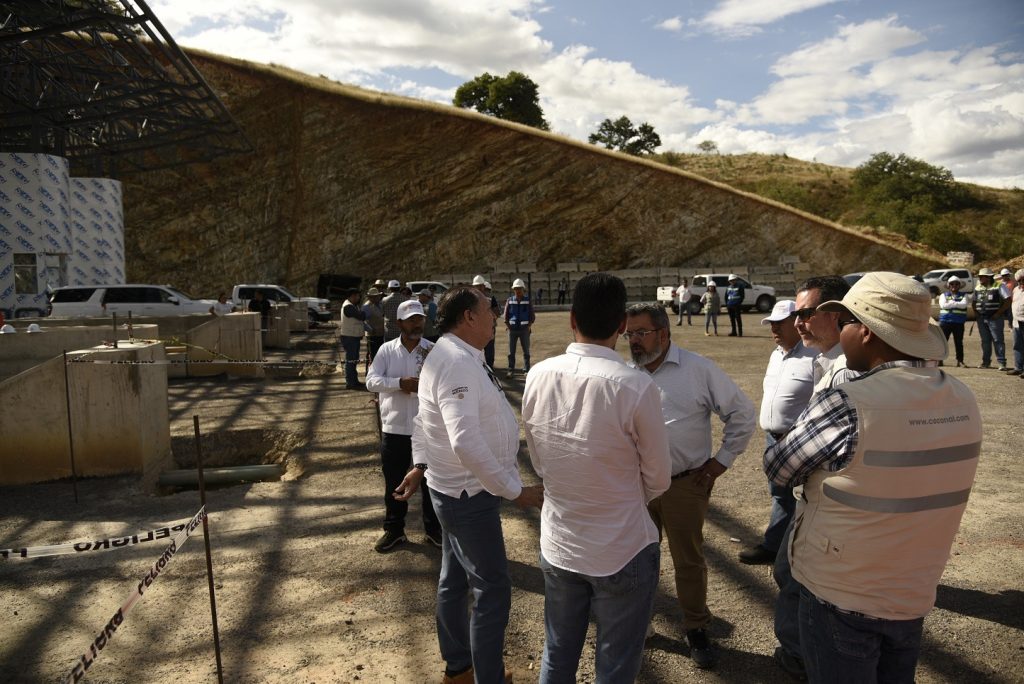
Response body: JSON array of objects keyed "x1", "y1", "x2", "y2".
[{"x1": 441, "y1": 668, "x2": 473, "y2": 684}]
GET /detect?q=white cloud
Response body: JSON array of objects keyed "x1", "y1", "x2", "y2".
[
  {"x1": 697, "y1": 0, "x2": 844, "y2": 36},
  {"x1": 655, "y1": 16, "x2": 684, "y2": 32}
]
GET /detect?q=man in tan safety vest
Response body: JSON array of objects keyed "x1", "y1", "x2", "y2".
[{"x1": 763, "y1": 271, "x2": 982, "y2": 683}]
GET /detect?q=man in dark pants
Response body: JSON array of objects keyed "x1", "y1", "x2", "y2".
[
  {"x1": 339, "y1": 288, "x2": 367, "y2": 390},
  {"x1": 366, "y1": 299, "x2": 441, "y2": 552},
  {"x1": 247, "y1": 289, "x2": 272, "y2": 331},
  {"x1": 726, "y1": 274, "x2": 746, "y2": 337}
]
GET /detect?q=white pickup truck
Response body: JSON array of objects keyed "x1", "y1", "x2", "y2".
[
  {"x1": 658, "y1": 274, "x2": 776, "y2": 314},
  {"x1": 232, "y1": 284, "x2": 332, "y2": 326}
]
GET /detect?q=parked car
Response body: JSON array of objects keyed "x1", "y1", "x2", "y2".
[
  {"x1": 920, "y1": 268, "x2": 974, "y2": 296},
  {"x1": 49, "y1": 284, "x2": 217, "y2": 318},
  {"x1": 406, "y1": 280, "x2": 449, "y2": 295},
  {"x1": 231, "y1": 284, "x2": 332, "y2": 325},
  {"x1": 684, "y1": 274, "x2": 777, "y2": 313},
  {"x1": 844, "y1": 272, "x2": 868, "y2": 287}
]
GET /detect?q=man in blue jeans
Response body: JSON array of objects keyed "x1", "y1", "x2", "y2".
[
  {"x1": 765, "y1": 272, "x2": 981, "y2": 683},
  {"x1": 522, "y1": 273, "x2": 671, "y2": 682},
  {"x1": 504, "y1": 278, "x2": 535, "y2": 375},
  {"x1": 396, "y1": 286, "x2": 543, "y2": 684},
  {"x1": 972, "y1": 267, "x2": 1009, "y2": 369}
]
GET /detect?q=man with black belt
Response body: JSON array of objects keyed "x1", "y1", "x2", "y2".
[
  {"x1": 739, "y1": 300, "x2": 816, "y2": 566},
  {"x1": 725, "y1": 274, "x2": 746, "y2": 337},
  {"x1": 366, "y1": 299, "x2": 441, "y2": 552},
  {"x1": 764, "y1": 272, "x2": 981, "y2": 682},
  {"x1": 625, "y1": 303, "x2": 755, "y2": 669}
]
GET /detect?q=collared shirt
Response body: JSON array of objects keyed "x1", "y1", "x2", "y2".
[
  {"x1": 631, "y1": 343, "x2": 755, "y2": 472},
  {"x1": 211, "y1": 301, "x2": 234, "y2": 315},
  {"x1": 366, "y1": 336, "x2": 433, "y2": 436},
  {"x1": 362, "y1": 300, "x2": 385, "y2": 336},
  {"x1": 813, "y1": 343, "x2": 859, "y2": 394},
  {"x1": 381, "y1": 292, "x2": 408, "y2": 337},
  {"x1": 413, "y1": 333, "x2": 523, "y2": 500},
  {"x1": 759, "y1": 341, "x2": 818, "y2": 434},
  {"x1": 523, "y1": 343, "x2": 672, "y2": 577},
  {"x1": 763, "y1": 360, "x2": 936, "y2": 487}
]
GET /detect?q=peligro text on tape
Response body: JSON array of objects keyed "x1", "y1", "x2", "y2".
[
  {"x1": 1, "y1": 517, "x2": 197, "y2": 560},
  {"x1": 65, "y1": 506, "x2": 206, "y2": 684},
  {"x1": 66, "y1": 358, "x2": 333, "y2": 366}
]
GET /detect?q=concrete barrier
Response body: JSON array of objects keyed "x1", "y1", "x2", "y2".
[
  {"x1": 0, "y1": 324, "x2": 159, "y2": 382},
  {"x1": 0, "y1": 341, "x2": 171, "y2": 489},
  {"x1": 171, "y1": 312, "x2": 264, "y2": 378}
]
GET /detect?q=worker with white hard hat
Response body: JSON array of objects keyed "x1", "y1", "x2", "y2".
[
  {"x1": 938, "y1": 275, "x2": 969, "y2": 367},
  {"x1": 473, "y1": 275, "x2": 501, "y2": 367},
  {"x1": 504, "y1": 278, "x2": 536, "y2": 375}
]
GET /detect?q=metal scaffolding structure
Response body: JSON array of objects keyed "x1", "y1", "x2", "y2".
[{"x1": 0, "y1": 0, "x2": 252, "y2": 176}]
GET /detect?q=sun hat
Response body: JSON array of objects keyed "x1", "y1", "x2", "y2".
[
  {"x1": 397, "y1": 300, "x2": 425, "y2": 320},
  {"x1": 817, "y1": 271, "x2": 947, "y2": 360},
  {"x1": 999, "y1": 268, "x2": 1012, "y2": 277},
  {"x1": 417, "y1": 289, "x2": 433, "y2": 298},
  {"x1": 512, "y1": 278, "x2": 526, "y2": 289},
  {"x1": 366, "y1": 287, "x2": 382, "y2": 296},
  {"x1": 761, "y1": 300, "x2": 797, "y2": 325},
  {"x1": 977, "y1": 268, "x2": 994, "y2": 277},
  {"x1": 472, "y1": 275, "x2": 486, "y2": 286},
  {"x1": 387, "y1": 279, "x2": 400, "y2": 289}
]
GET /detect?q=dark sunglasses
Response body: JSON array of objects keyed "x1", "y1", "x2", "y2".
[
  {"x1": 793, "y1": 307, "x2": 818, "y2": 321},
  {"x1": 838, "y1": 318, "x2": 861, "y2": 330}
]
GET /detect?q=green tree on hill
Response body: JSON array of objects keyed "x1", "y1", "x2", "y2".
[
  {"x1": 588, "y1": 116, "x2": 662, "y2": 155},
  {"x1": 453, "y1": 71, "x2": 550, "y2": 130}
]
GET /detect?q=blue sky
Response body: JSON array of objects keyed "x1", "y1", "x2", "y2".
[{"x1": 152, "y1": 0, "x2": 1024, "y2": 188}]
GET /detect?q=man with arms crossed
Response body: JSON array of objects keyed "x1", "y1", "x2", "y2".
[
  {"x1": 366, "y1": 299, "x2": 441, "y2": 553},
  {"x1": 395, "y1": 286, "x2": 543, "y2": 684},
  {"x1": 764, "y1": 272, "x2": 981, "y2": 682},
  {"x1": 739, "y1": 300, "x2": 817, "y2": 566},
  {"x1": 625, "y1": 302, "x2": 756, "y2": 669},
  {"x1": 522, "y1": 274, "x2": 672, "y2": 682}
]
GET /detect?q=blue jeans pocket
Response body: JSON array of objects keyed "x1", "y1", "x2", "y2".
[{"x1": 825, "y1": 607, "x2": 876, "y2": 660}]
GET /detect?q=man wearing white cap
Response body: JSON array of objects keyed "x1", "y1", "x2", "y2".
[
  {"x1": 382, "y1": 279, "x2": 408, "y2": 342},
  {"x1": 764, "y1": 272, "x2": 981, "y2": 683},
  {"x1": 367, "y1": 299, "x2": 441, "y2": 552},
  {"x1": 972, "y1": 268, "x2": 1008, "y2": 370},
  {"x1": 504, "y1": 278, "x2": 535, "y2": 375},
  {"x1": 739, "y1": 300, "x2": 817, "y2": 566}
]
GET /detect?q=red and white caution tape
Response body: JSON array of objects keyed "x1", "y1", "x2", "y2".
[
  {"x1": 64, "y1": 506, "x2": 206, "y2": 683},
  {"x1": 2, "y1": 517, "x2": 197, "y2": 560}
]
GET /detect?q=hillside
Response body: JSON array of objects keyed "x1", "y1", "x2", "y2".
[
  {"x1": 654, "y1": 152, "x2": 1024, "y2": 268},
  {"x1": 120, "y1": 51, "x2": 953, "y2": 296}
]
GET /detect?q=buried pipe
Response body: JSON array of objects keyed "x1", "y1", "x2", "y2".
[{"x1": 158, "y1": 464, "x2": 284, "y2": 487}]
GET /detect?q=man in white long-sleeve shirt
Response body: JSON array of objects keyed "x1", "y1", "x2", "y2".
[
  {"x1": 625, "y1": 303, "x2": 756, "y2": 670},
  {"x1": 522, "y1": 273, "x2": 671, "y2": 683},
  {"x1": 395, "y1": 286, "x2": 543, "y2": 684},
  {"x1": 366, "y1": 299, "x2": 440, "y2": 553}
]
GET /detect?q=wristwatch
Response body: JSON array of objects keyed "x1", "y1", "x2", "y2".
[{"x1": 414, "y1": 463, "x2": 428, "y2": 471}]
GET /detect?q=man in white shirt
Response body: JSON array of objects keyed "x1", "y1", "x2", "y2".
[
  {"x1": 739, "y1": 300, "x2": 817, "y2": 566},
  {"x1": 366, "y1": 299, "x2": 440, "y2": 553},
  {"x1": 522, "y1": 273, "x2": 672, "y2": 682},
  {"x1": 625, "y1": 303, "x2": 756, "y2": 669},
  {"x1": 771, "y1": 274, "x2": 857, "y2": 680},
  {"x1": 394, "y1": 286, "x2": 543, "y2": 684},
  {"x1": 675, "y1": 277, "x2": 692, "y2": 326}
]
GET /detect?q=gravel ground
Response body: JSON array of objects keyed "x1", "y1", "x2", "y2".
[{"x1": 0, "y1": 311, "x2": 1021, "y2": 683}]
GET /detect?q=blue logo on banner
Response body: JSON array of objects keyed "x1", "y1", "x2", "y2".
[
  {"x1": 46, "y1": 234, "x2": 62, "y2": 251},
  {"x1": 0, "y1": 238, "x2": 10, "y2": 250},
  {"x1": 0, "y1": 173, "x2": 6, "y2": 185},
  {"x1": 39, "y1": 202, "x2": 54, "y2": 217},
  {"x1": 44, "y1": 168, "x2": 61, "y2": 184},
  {"x1": 72, "y1": 208, "x2": 85, "y2": 220},
  {"x1": 90, "y1": 191, "x2": 106, "y2": 204},
  {"x1": 89, "y1": 208, "x2": 102, "y2": 220},
  {"x1": 39, "y1": 187, "x2": 54, "y2": 202},
  {"x1": 46, "y1": 155, "x2": 61, "y2": 169},
  {"x1": 0, "y1": 205, "x2": 11, "y2": 219},
  {"x1": 1, "y1": 286, "x2": 13, "y2": 300},
  {"x1": 104, "y1": 209, "x2": 116, "y2": 222},
  {"x1": 94, "y1": 249, "x2": 110, "y2": 260},
  {"x1": 74, "y1": 266, "x2": 89, "y2": 280},
  {"x1": 0, "y1": 262, "x2": 12, "y2": 280},
  {"x1": 72, "y1": 191, "x2": 87, "y2": 203},
  {"x1": 72, "y1": 179, "x2": 86, "y2": 190},
  {"x1": 75, "y1": 236, "x2": 89, "y2": 248},
  {"x1": 16, "y1": 203, "x2": 35, "y2": 219},
  {"x1": 9, "y1": 153, "x2": 27, "y2": 168},
  {"x1": 16, "y1": 236, "x2": 34, "y2": 250},
  {"x1": 92, "y1": 266, "x2": 105, "y2": 278},
  {"x1": 0, "y1": 189, "x2": 10, "y2": 203},
  {"x1": 96, "y1": 237, "x2": 112, "y2": 248},
  {"x1": 15, "y1": 187, "x2": 33, "y2": 202},
  {"x1": 15, "y1": 220, "x2": 34, "y2": 236},
  {"x1": 75, "y1": 249, "x2": 90, "y2": 262},
  {"x1": 12, "y1": 169, "x2": 29, "y2": 184},
  {"x1": 0, "y1": 223, "x2": 10, "y2": 235}
]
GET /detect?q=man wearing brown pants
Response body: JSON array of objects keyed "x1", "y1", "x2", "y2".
[{"x1": 626, "y1": 303, "x2": 756, "y2": 669}]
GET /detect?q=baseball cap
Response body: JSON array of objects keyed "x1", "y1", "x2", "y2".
[
  {"x1": 397, "y1": 300, "x2": 425, "y2": 320},
  {"x1": 761, "y1": 300, "x2": 797, "y2": 324},
  {"x1": 387, "y1": 279, "x2": 400, "y2": 289}
]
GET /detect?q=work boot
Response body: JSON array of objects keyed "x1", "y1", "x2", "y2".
[
  {"x1": 738, "y1": 544, "x2": 777, "y2": 565},
  {"x1": 374, "y1": 530, "x2": 406, "y2": 553},
  {"x1": 686, "y1": 628, "x2": 716, "y2": 669}
]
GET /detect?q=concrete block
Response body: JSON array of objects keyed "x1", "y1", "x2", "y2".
[
  {"x1": 264, "y1": 304, "x2": 291, "y2": 349},
  {"x1": 185, "y1": 312, "x2": 263, "y2": 378},
  {"x1": 556, "y1": 263, "x2": 579, "y2": 272},
  {"x1": 0, "y1": 324, "x2": 159, "y2": 382}
]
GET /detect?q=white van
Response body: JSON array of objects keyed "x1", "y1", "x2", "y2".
[
  {"x1": 231, "y1": 284, "x2": 332, "y2": 325},
  {"x1": 49, "y1": 284, "x2": 217, "y2": 318}
]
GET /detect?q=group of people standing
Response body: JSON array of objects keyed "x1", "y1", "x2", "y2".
[
  {"x1": 937, "y1": 266, "x2": 1023, "y2": 375},
  {"x1": 674, "y1": 274, "x2": 747, "y2": 337},
  {"x1": 358, "y1": 267, "x2": 980, "y2": 684}
]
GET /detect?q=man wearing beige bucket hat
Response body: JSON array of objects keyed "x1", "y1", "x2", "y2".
[{"x1": 764, "y1": 271, "x2": 982, "y2": 683}]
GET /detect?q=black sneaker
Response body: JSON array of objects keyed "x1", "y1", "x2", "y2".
[
  {"x1": 773, "y1": 646, "x2": 807, "y2": 681},
  {"x1": 686, "y1": 628, "x2": 716, "y2": 669},
  {"x1": 424, "y1": 532, "x2": 443, "y2": 549},
  {"x1": 738, "y1": 544, "x2": 777, "y2": 565},
  {"x1": 374, "y1": 530, "x2": 406, "y2": 553}
]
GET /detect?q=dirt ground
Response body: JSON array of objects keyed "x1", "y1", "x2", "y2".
[{"x1": 1, "y1": 310, "x2": 1022, "y2": 683}]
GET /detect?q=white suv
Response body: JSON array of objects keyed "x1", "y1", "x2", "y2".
[
  {"x1": 920, "y1": 268, "x2": 974, "y2": 296},
  {"x1": 49, "y1": 284, "x2": 217, "y2": 318},
  {"x1": 684, "y1": 274, "x2": 777, "y2": 314},
  {"x1": 232, "y1": 284, "x2": 332, "y2": 325}
]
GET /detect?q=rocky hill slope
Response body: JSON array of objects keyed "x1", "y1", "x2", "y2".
[{"x1": 121, "y1": 51, "x2": 946, "y2": 295}]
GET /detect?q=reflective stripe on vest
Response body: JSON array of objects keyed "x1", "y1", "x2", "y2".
[
  {"x1": 939, "y1": 293, "x2": 968, "y2": 324},
  {"x1": 726, "y1": 286, "x2": 743, "y2": 306}
]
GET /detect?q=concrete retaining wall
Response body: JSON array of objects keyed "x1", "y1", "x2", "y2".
[{"x1": 0, "y1": 324, "x2": 159, "y2": 381}]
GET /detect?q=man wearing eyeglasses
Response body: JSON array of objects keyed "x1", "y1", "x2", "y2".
[
  {"x1": 764, "y1": 272, "x2": 980, "y2": 683},
  {"x1": 624, "y1": 303, "x2": 756, "y2": 669},
  {"x1": 770, "y1": 274, "x2": 859, "y2": 679}
]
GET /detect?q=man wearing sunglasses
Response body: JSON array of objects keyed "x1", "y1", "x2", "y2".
[
  {"x1": 764, "y1": 272, "x2": 980, "y2": 683},
  {"x1": 624, "y1": 302, "x2": 756, "y2": 669}
]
